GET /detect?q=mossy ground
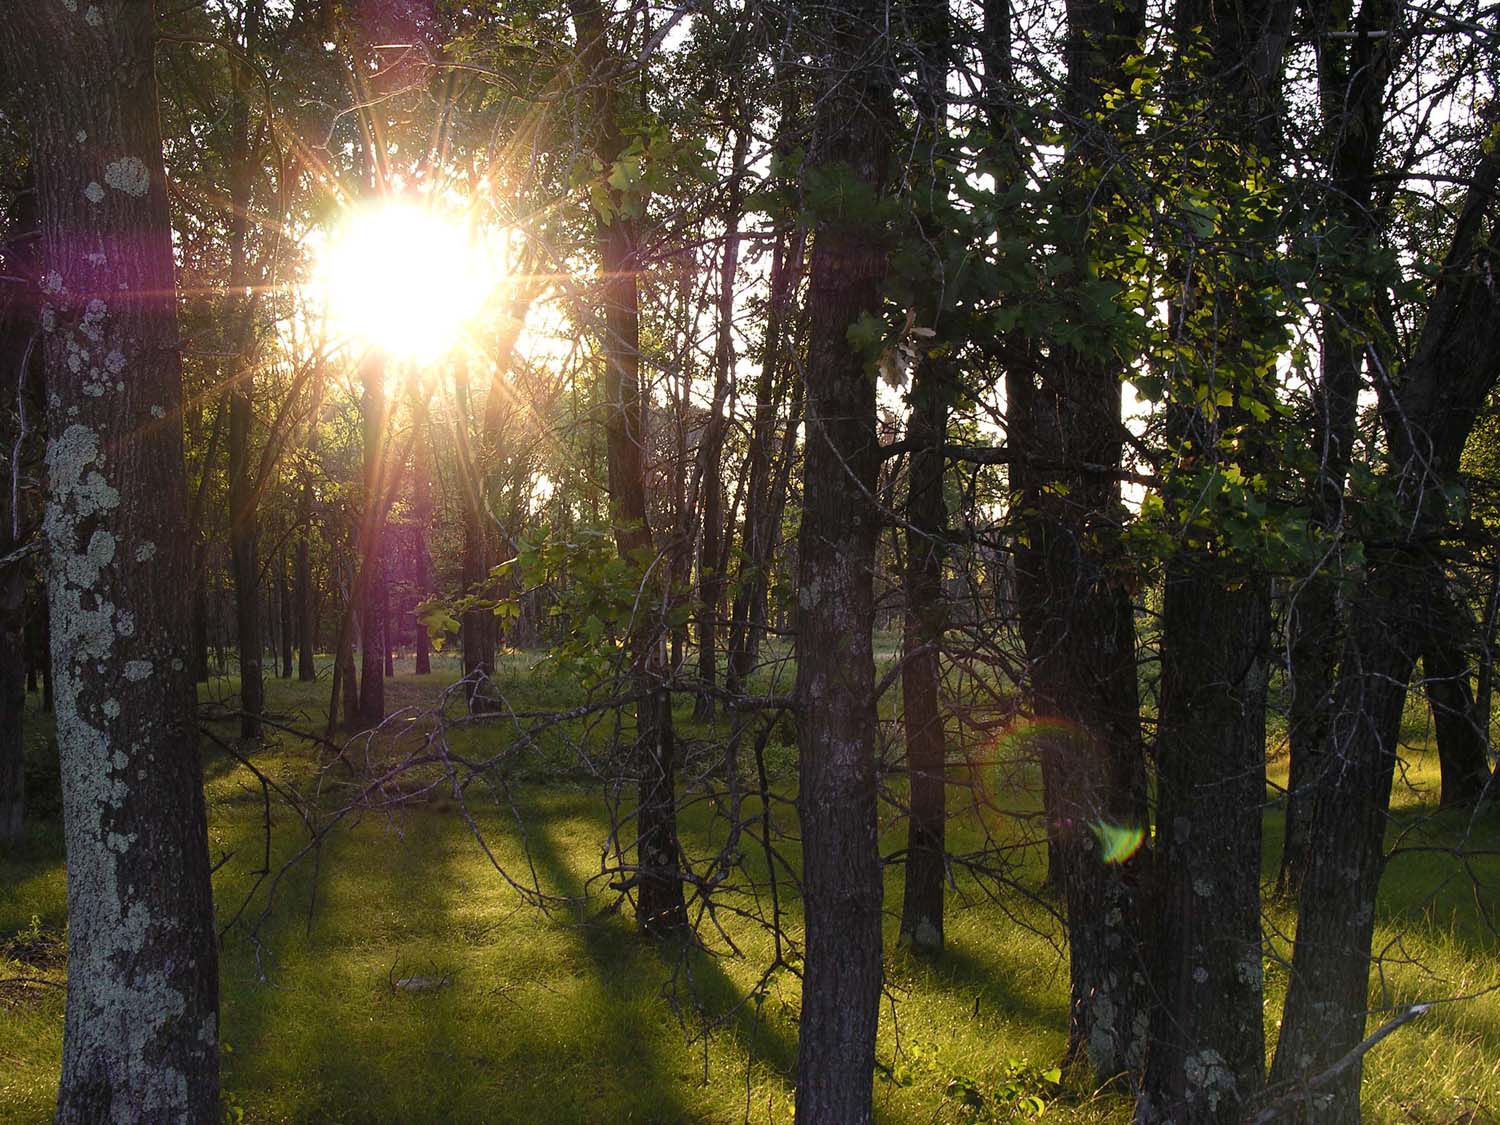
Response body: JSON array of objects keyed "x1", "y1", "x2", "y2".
[{"x1": 2, "y1": 651, "x2": 1496, "y2": 1123}]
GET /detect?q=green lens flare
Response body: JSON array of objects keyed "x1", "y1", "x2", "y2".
[{"x1": 1089, "y1": 821, "x2": 1146, "y2": 864}]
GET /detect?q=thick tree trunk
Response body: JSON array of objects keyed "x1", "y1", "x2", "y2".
[
  {"x1": 1143, "y1": 570, "x2": 1268, "y2": 1121},
  {"x1": 791, "y1": 5, "x2": 893, "y2": 1120},
  {"x1": 1138, "y1": 4, "x2": 1295, "y2": 1117},
  {"x1": 1, "y1": 4, "x2": 221, "y2": 1116},
  {"x1": 1269, "y1": 579, "x2": 1415, "y2": 1122},
  {"x1": 1272, "y1": 141, "x2": 1500, "y2": 1123},
  {"x1": 1005, "y1": 0, "x2": 1150, "y2": 1084},
  {"x1": 1279, "y1": 0, "x2": 1397, "y2": 898}
]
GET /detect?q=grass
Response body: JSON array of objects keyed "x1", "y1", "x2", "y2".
[{"x1": 2, "y1": 653, "x2": 1498, "y2": 1123}]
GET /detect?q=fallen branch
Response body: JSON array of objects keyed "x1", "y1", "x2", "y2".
[{"x1": 1248, "y1": 1003, "x2": 1431, "y2": 1124}]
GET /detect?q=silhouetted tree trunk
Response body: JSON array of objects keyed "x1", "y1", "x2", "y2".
[
  {"x1": 898, "y1": 0, "x2": 952, "y2": 954},
  {"x1": 296, "y1": 468, "x2": 317, "y2": 681},
  {"x1": 1422, "y1": 585, "x2": 1491, "y2": 807},
  {"x1": 453, "y1": 361, "x2": 495, "y2": 704},
  {"x1": 357, "y1": 358, "x2": 386, "y2": 726},
  {"x1": 413, "y1": 411, "x2": 434, "y2": 676},
  {"x1": 791, "y1": 3, "x2": 894, "y2": 1118},
  {"x1": 1272, "y1": 142, "x2": 1500, "y2": 1124},
  {"x1": 0, "y1": 171, "x2": 40, "y2": 844},
  {"x1": 1279, "y1": 0, "x2": 1397, "y2": 898},
  {"x1": 225, "y1": 2, "x2": 263, "y2": 739},
  {"x1": 898, "y1": 366, "x2": 948, "y2": 951},
  {"x1": 384, "y1": 574, "x2": 395, "y2": 677},
  {"x1": 727, "y1": 76, "x2": 804, "y2": 694},
  {"x1": 278, "y1": 551, "x2": 293, "y2": 678},
  {"x1": 1138, "y1": 3, "x2": 1296, "y2": 1116},
  {"x1": 1, "y1": 3, "x2": 221, "y2": 1114},
  {"x1": 572, "y1": 0, "x2": 686, "y2": 937},
  {"x1": 692, "y1": 124, "x2": 749, "y2": 721},
  {"x1": 1005, "y1": 0, "x2": 1150, "y2": 1083}
]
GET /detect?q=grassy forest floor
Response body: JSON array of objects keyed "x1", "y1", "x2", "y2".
[{"x1": 2, "y1": 650, "x2": 1499, "y2": 1123}]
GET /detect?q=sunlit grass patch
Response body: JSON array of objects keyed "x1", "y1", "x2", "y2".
[{"x1": 2, "y1": 661, "x2": 1498, "y2": 1121}]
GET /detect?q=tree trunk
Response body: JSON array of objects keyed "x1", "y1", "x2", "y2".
[
  {"x1": 727, "y1": 78, "x2": 805, "y2": 694},
  {"x1": 1003, "y1": 0, "x2": 1151, "y2": 1083},
  {"x1": 898, "y1": 366, "x2": 948, "y2": 951},
  {"x1": 1279, "y1": 0, "x2": 1397, "y2": 898},
  {"x1": 0, "y1": 173, "x2": 41, "y2": 844},
  {"x1": 357, "y1": 359, "x2": 386, "y2": 726},
  {"x1": 792, "y1": 5, "x2": 894, "y2": 1119},
  {"x1": 296, "y1": 469, "x2": 317, "y2": 681},
  {"x1": 1144, "y1": 570, "x2": 1268, "y2": 1120},
  {"x1": 278, "y1": 551, "x2": 293, "y2": 678},
  {"x1": 572, "y1": 0, "x2": 686, "y2": 937},
  {"x1": 1272, "y1": 141, "x2": 1500, "y2": 1123},
  {"x1": 1422, "y1": 587, "x2": 1491, "y2": 807},
  {"x1": 413, "y1": 411, "x2": 433, "y2": 676},
  {"x1": 897, "y1": 0, "x2": 952, "y2": 954},
  {"x1": 0, "y1": 591, "x2": 24, "y2": 842},
  {"x1": 692, "y1": 125, "x2": 749, "y2": 721},
  {"x1": 1, "y1": 4, "x2": 221, "y2": 1115},
  {"x1": 225, "y1": 7, "x2": 262, "y2": 740}
]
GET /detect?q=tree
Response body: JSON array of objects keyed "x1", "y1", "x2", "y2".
[
  {"x1": 0, "y1": 2, "x2": 220, "y2": 1117},
  {"x1": 0, "y1": 167, "x2": 41, "y2": 845},
  {"x1": 791, "y1": 1, "x2": 896, "y2": 1117},
  {"x1": 1271, "y1": 136, "x2": 1500, "y2": 1123},
  {"x1": 570, "y1": 0, "x2": 687, "y2": 937},
  {"x1": 1004, "y1": 0, "x2": 1151, "y2": 1080}
]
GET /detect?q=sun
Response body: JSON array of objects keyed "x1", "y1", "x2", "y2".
[{"x1": 314, "y1": 199, "x2": 499, "y2": 363}]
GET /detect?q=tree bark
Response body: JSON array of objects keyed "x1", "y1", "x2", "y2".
[
  {"x1": 1279, "y1": 0, "x2": 1398, "y2": 897},
  {"x1": 572, "y1": 0, "x2": 686, "y2": 937},
  {"x1": 1, "y1": 3, "x2": 221, "y2": 1116},
  {"x1": 357, "y1": 358, "x2": 386, "y2": 726},
  {"x1": 792, "y1": 4, "x2": 894, "y2": 1119},
  {"x1": 296, "y1": 467, "x2": 317, "y2": 681},
  {"x1": 225, "y1": 4, "x2": 263, "y2": 739},
  {"x1": 413, "y1": 408, "x2": 434, "y2": 676},
  {"x1": 1271, "y1": 140, "x2": 1500, "y2": 1123},
  {"x1": 898, "y1": 0, "x2": 952, "y2": 954},
  {"x1": 278, "y1": 551, "x2": 293, "y2": 678},
  {"x1": 1421, "y1": 585, "x2": 1491, "y2": 807},
  {"x1": 1005, "y1": 0, "x2": 1151, "y2": 1083},
  {"x1": 898, "y1": 366, "x2": 948, "y2": 951},
  {"x1": 0, "y1": 172, "x2": 41, "y2": 844},
  {"x1": 691, "y1": 125, "x2": 749, "y2": 721},
  {"x1": 1145, "y1": 570, "x2": 1269, "y2": 1120}
]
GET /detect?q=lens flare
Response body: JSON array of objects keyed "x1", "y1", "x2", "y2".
[{"x1": 1089, "y1": 820, "x2": 1147, "y2": 865}]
